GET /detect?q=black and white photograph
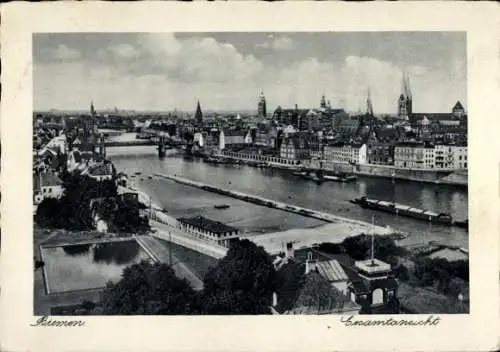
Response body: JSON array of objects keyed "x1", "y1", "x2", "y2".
[{"x1": 32, "y1": 31, "x2": 471, "y2": 316}]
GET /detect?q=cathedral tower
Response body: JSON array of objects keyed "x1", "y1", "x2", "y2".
[
  {"x1": 195, "y1": 100, "x2": 203, "y2": 126},
  {"x1": 366, "y1": 88, "x2": 374, "y2": 117},
  {"x1": 320, "y1": 94, "x2": 327, "y2": 109},
  {"x1": 257, "y1": 90, "x2": 267, "y2": 118},
  {"x1": 397, "y1": 72, "x2": 412, "y2": 120}
]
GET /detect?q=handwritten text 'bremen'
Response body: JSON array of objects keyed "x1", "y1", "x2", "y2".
[{"x1": 31, "y1": 316, "x2": 86, "y2": 327}]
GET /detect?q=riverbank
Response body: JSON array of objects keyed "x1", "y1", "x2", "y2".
[
  {"x1": 219, "y1": 151, "x2": 467, "y2": 187},
  {"x1": 110, "y1": 154, "x2": 468, "y2": 249},
  {"x1": 119, "y1": 173, "x2": 401, "y2": 256},
  {"x1": 154, "y1": 173, "x2": 401, "y2": 236}
]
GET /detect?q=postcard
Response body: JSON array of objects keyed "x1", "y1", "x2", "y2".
[{"x1": 1, "y1": 2, "x2": 499, "y2": 352}]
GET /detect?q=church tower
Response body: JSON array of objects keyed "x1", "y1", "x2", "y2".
[
  {"x1": 257, "y1": 90, "x2": 267, "y2": 118},
  {"x1": 366, "y1": 88, "x2": 374, "y2": 117},
  {"x1": 320, "y1": 95, "x2": 327, "y2": 109},
  {"x1": 85, "y1": 100, "x2": 98, "y2": 135},
  {"x1": 90, "y1": 100, "x2": 96, "y2": 117},
  {"x1": 195, "y1": 100, "x2": 203, "y2": 126},
  {"x1": 397, "y1": 72, "x2": 412, "y2": 120}
]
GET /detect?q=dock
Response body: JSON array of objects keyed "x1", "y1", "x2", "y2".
[{"x1": 153, "y1": 173, "x2": 399, "y2": 236}]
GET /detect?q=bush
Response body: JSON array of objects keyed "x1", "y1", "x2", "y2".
[{"x1": 394, "y1": 265, "x2": 410, "y2": 282}]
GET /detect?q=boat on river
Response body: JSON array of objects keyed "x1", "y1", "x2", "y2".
[
  {"x1": 204, "y1": 156, "x2": 228, "y2": 165},
  {"x1": 293, "y1": 171, "x2": 355, "y2": 183},
  {"x1": 452, "y1": 219, "x2": 468, "y2": 229},
  {"x1": 214, "y1": 204, "x2": 231, "y2": 210},
  {"x1": 323, "y1": 174, "x2": 357, "y2": 183},
  {"x1": 350, "y1": 196, "x2": 454, "y2": 225}
]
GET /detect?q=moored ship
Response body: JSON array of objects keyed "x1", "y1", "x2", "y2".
[
  {"x1": 323, "y1": 174, "x2": 357, "y2": 183},
  {"x1": 350, "y1": 196, "x2": 455, "y2": 225}
]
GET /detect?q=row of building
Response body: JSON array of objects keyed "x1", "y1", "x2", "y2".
[{"x1": 280, "y1": 137, "x2": 467, "y2": 170}]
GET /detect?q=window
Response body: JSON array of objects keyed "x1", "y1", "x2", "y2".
[{"x1": 372, "y1": 288, "x2": 384, "y2": 305}]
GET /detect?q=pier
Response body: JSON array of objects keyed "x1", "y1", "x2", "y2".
[{"x1": 153, "y1": 173, "x2": 398, "y2": 236}]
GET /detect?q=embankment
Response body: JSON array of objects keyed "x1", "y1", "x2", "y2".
[
  {"x1": 319, "y1": 161, "x2": 467, "y2": 187},
  {"x1": 153, "y1": 173, "x2": 398, "y2": 236},
  {"x1": 218, "y1": 153, "x2": 467, "y2": 187}
]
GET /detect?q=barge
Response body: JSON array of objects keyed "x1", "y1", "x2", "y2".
[
  {"x1": 351, "y1": 196, "x2": 455, "y2": 225},
  {"x1": 214, "y1": 204, "x2": 231, "y2": 210},
  {"x1": 293, "y1": 171, "x2": 357, "y2": 183},
  {"x1": 323, "y1": 174, "x2": 357, "y2": 183}
]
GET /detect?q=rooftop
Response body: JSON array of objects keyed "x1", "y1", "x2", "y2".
[
  {"x1": 34, "y1": 172, "x2": 63, "y2": 190},
  {"x1": 177, "y1": 215, "x2": 239, "y2": 234},
  {"x1": 315, "y1": 259, "x2": 349, "y2": 282},
  {"x1": 284, "y1": 271, "x2": 360, "y2": 315},
  {"x1": 355, "y1": 259, "x2": 391, "y2": 274},
  {"x1": 88, "y1": 163, "x2": 113, "y2": 176}
]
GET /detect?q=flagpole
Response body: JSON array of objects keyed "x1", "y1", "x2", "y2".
[{"x1": 371, "y1": 215, "x2": 375, "y2": 265}]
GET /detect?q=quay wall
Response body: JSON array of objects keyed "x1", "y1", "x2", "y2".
[
  {"x1": 216, "y1": 151, "x2": 467, "y2": 186},
  {"x1": 153, "y1": 173, "x2": 397, "y2": 236}
]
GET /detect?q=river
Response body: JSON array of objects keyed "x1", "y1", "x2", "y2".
[{"x1": 108, "y1": 145, "x2": 468, "y2": 249}]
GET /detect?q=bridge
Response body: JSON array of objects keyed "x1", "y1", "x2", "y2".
[
  {"x1": 104, "y1": 132, "x2": 191, "y2": 157},
  {"x1": 104, "y1": 140, "x2": 156, "y2": 147}
]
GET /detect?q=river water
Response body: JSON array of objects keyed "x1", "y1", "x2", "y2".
[{"x1": 108, "y1": 146, "x2": 468, "y2": 249}]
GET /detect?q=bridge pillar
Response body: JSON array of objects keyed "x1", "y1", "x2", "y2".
[{"x1": 158, "y1": 135, "x2": 166, "y2": 158}]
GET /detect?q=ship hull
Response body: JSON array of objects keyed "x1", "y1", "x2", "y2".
[{"x1": 352, "y1": 198, "x2": 454, "y2": 225}]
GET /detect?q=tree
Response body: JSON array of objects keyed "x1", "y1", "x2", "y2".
[
  {"x1": 202, "y1": 239, "x2": 276, "y2": 314},
  {"x1": 203, "y1": 290, "x2": 270, "y2": 315},
  {"x1": 98, "y1": 261, "x2": 197, "y2": 315},
  {"x1": 35, "y1": 198, "x2": 63, "y2": 228}
]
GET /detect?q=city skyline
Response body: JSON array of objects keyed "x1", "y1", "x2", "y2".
[{"x1": 34, "y1": 32, "x2": 466, "y2": 114}]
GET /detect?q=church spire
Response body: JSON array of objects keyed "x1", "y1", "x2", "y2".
[
  {"x1": 195, "y1": 100, "x2": 203, "y2": 124},
  {"x1": 404, "y1": 72, "x2": 412, "y2": 99},
  {"x1": 366, "y1": 87, "x2": 374, "y2": 116},
  {"x1": 90, "y1": 100, "x2": 96, "y2": 117}
]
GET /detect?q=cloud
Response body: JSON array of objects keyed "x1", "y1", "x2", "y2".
[
  {"x1": 256, "y1": 36, "x2": 294, "y2": 51},
  {"x1": 33, "y1": 35, "x2": 466, "y2": 114},
  {"x1": 41, "y1": 44, "x2": 81, "y2": 61},
  {"x1": 109, "y1": 44, "x2": 141, "y2": 59},
  {"x1": 125, "y1": 34, "x2": 264, "y2": 84},
  {"x1": 273, "y1": 37, "x2": 294, "y2": 50}
]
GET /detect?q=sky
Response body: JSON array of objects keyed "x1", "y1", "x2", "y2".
[{"x1": 33, "y1": 32, "x2": 466, "y2": 114}]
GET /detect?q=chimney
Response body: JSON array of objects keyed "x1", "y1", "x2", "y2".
[
  {"x1": 272, "y1": 292, "x2": 278, "y2": 307},
  {"x1": 305, "y1": 251, "x2": 316, "y2": 274}
]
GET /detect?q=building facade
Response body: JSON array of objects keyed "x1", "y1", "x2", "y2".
[
  {"x1": 394, "y1": 142, "x2": 435, "y2": 169},
  {"x1": 323, "y1": 142, "x2": 367, "y2": 165},
  {"x1": 434, "y1": 144, "x2": 467, "y2": 169},
  {"x1": 177, "y1": 216, "x2": 240, "y2": 248},
  {"x1": 33, "y1": 172, "x2": 64, "y2": 205},
  {"x1": 367, "y1": 143, "x2": 395, "y2": 165},
  {"x1": 279, "y1": 133, "x2": 318, "y2": 161}
]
